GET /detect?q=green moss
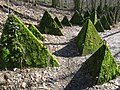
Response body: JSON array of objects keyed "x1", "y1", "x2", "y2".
[
  {"x1": 54, "y1": 16, "x2": 63, "y2": 28},
  {"x1": 28, "y1": 24, "x2": 45, "y2": 41},
  {"x1": 85, "y1": 44, "x2": 120, "y2": 85},
  {"x1": 84, "y1": 10, "x2": 90, "y2": 19},
  {"x1": 61, "y1": 16, "x2": 72, "y2": 26},
  {"x1": 76, "y1": 19, "x2": 103, "y2": 56},
  {"x1": 100, "y1": 15, "x2": 111, "y2": 30},
  {"x1": 70, "y1": 10, "x2": 83, "y2": 26},
  {"x1": 38, "y1": 11, "x2": 63, "y2": 36},
  {"x1": 0, "y1": 14, "x2": 59, "y2": 69},
  {"x1": 95, "y1": 20, "x2": 104, "y2": 32},
  {"x1": 90, "y1": 11, "x2": 97, "y2": 25},
  {"x1": 106, "y1": 13, "x2": 113, "y2": 25}
]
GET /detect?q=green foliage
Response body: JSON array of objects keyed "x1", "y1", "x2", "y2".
[
  {"x1": 85, "y1": 44, "x2": 120, "y2": 84},
  {"x1": 76, "y1": 19, "x2": 103, "y2": 56},
  {"x1": 100, "y1": 15, "x2": 111, "y2": 30},
  {"x1": 95, "y1": 20, "x2": 104, "y2": 32},
  {"x1": 38, "y1": 11, "x2": 63, "y2": 36},
  {"x1": 61, "y1": 16, "x2": 72, "y2": 26},
  {"x1": 70, "y1": 10, "x2": 82, "y2": 26},
  {"x1": 28, "y1": 24, "x2": 45, "y2": 41},
  {"x1": 90, "y1": 11, "x2": 97, "y2": 25},
  {"x1": 0, "y1": 14, "x2": 59, "y2": 69},
  {"x1": 54, "y1": 16, "x2": 63, "y2": 28}
]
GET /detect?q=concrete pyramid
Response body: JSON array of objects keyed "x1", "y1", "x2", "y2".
[
  {"x1": 96, "y1": 5, "x2": 103, "y2": 18},
  {"x1": 114, "y1": 9, "x2": 120, "y2": 24},
  {"x1": 28, "y1": 24, "x2": 45, "y2": 41},
  {"x1": 76, "y1": 19, "x2": 103, "y2": 56},
  {"x1": 100, "y1": 15, "x2": 111, "y2": 30},
  {"x1": 95, "y1": 20, "x2": 104, "y2": 32},
  {"x1": 54, "y1": 16, "x2": 63, "y2": 28},
  {"x1": 85, "y1": 43, "x2": 120, "y2": 84},
  {"x1": 0, "y1": 14, "x2": 59, "y2": 69},
  {"x1": 110, "y1": 11, "x2": 115, "y2": 21},
  {"x1": 61, "y1": 16, "x2": 72, "y2": 26},
  {"x1": 107, "y1": 13, "x2": 113, "y2": 25},
  {"x1": 84, "y1": 10, "x2": 90, "y2": 19},
  {"x1": 90, "y1": 11, "x2": 97, "y2": 25},
  {"x1": 79, "y1": 13, "x2": 85, "y2": 26},
  {"x1": 38, "y1": 11, "x2": 63, "y2": 36},
  {"x1": 70, "y1": 10, "x2": 81, "y2": 25}
]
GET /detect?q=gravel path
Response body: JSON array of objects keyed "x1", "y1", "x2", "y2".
[{"x1": 0, "y1": 0, "x2": 120, "y2": 90}]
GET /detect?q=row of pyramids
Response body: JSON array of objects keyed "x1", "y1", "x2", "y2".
[
  {"x1": 74, "y1": 5, "x2": 120, "y2": 84},
  {"x1": 75, "y1": 19, "x2": 120, "y2": 85},
  {"x1": 0, "y1": 9, "x2": 119, "y2": 85},
  {"x1": 37, "y1": 7, "x2": 119, "y2": 36}
]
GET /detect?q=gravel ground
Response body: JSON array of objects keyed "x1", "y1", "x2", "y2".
[{"x1": 0, "y1": 0, "x2": 120, "y2": 90}]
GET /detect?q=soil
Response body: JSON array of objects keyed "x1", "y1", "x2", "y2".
[{"x1": 0, "y1": 0, "x2": 120, "y2": 90}]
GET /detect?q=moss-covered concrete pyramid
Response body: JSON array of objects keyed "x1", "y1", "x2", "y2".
[
  {"x1": 61, "y1": 16, "x2": 72, "y2": 26},
  {"x1": 0, "y1": 14, "x2": 59, "y2": 69},
  {"x1": 85, "y1": 43, "x2": 120, "y2": 84},
  {"x1": 110, "y1": 11, "x2": 115, "y2": 21},
  {"x1": 96, "y1": 5, "x2": 103, "y2": 18},
  {"x1": 107, "y1": 13, "x2": 113, "y2": 25},
  {"x1": 90, "y1": 11, "x2": 97, "y2": 25},
  {"x1": 79, "y1": 13, "x2": 85, "y2": 26},
  {"x1": 38, "y1": 11, "x2": 63, "y2": 36},
  {"x1": 95, "y1": 20, "x2": 104, "y2": 32},
  {"x1": 84, "y1": 10, "x2": 90, "y2": 19},
  {"x1": 70, "y1": 10, "x2": 81, "y2": 25},
  {"x1": 54, "y1": 16, "x2": 63, "y2": 28},
  {"x1": 28, "y1": 24, "x2": 45, "y2": 41},
  {"x1": 76, "y1": 19, "x2": 103, "y2": 55},
  {"x1": 100, "y1": 15, "x2": 111, "y2": 30}
]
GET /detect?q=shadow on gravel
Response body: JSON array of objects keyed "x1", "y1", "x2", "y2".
[
  {"x1": 64, "y1": 61, "x2": 95, "y2": 90},
  {"x1": 53, "y1": 40, "x2": 80, "y2": 57},
  {"x1": 103, "y1": 31, "x2": 120, "y2": 38},
  {"x1": 114, "y1": 51, "x2": 120, "y2": 58}
]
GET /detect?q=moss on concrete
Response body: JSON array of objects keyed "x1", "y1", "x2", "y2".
[
  {"x1": 28, "y1": 24, "x2": 45, "y2": 41},
  {"x1": 70, "y1": 10, "x2": 81, "y2": 26},
  {"x1": 76, "y1": 19, "x2": 103, "y2": 56},
  {"x1": 95, "y1": 20, "x2": 104, "y2": 32},
  {"x1": 54, "y1": 16, "x2": 63, "y2": 28},
  {"x1": 61, "y1": 16, "x2": 72, "y2": 26},
  {"x1": 85, "y1": 44, "x2": 120, "y2": 85},
  {"x1": 100, "y1": 15, "x2": 111, "y2": 30},
  {"x1": 90, "y1": 11, "x2": 97, "y2": 25},
  {"x1": 84, "y1": 10, "x2": 90, "y2": 19},
  {"x1": 0, "y1": 14, "x2": 59, "y2": 69},
  {"x1": 38, "y1": 11, "x2": 63, "y2": 36}
]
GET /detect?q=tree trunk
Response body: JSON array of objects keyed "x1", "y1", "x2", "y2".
[
  {"x1": 52, "y1": 0, "x2": 59, "y2": 8},
  {"x1": 73, "y1": 0, "x2": 80, "y2": 11}
]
